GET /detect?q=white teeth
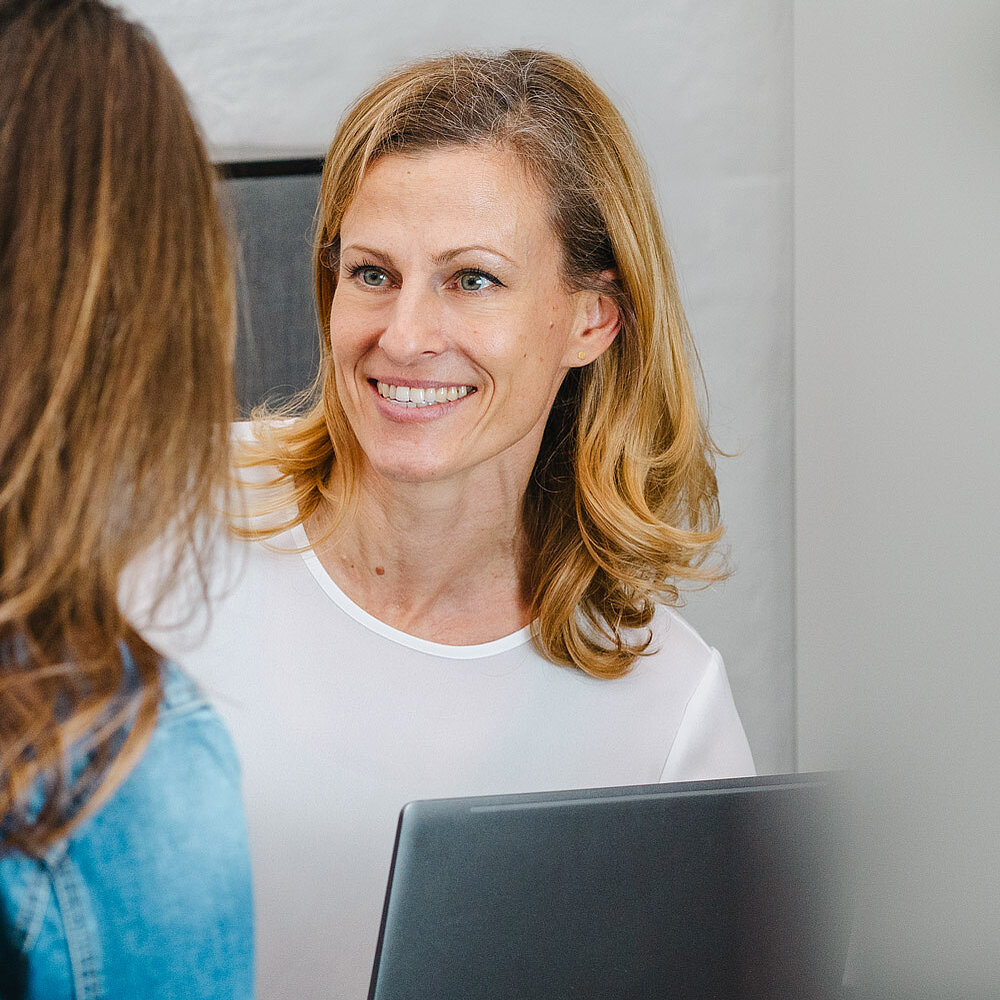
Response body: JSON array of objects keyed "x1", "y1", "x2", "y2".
[{"x1": 375, "y1": 381, "x2": 474, "y2": 408}]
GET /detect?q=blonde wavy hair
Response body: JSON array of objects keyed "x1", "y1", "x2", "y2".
[
  {"x1": 0, "y1": 0, "x2": 234, "y2": 853},
  {"x1": 241, "y1": 49, "x2": 725, "y2": 678}
]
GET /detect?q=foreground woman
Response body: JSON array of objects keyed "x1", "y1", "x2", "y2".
[
  {"x1": 156, "y1": 49, "x2": 753, "y2": 998},
  {"x1": 0, "y1": 1, "x2": 252, "y2": 996}
]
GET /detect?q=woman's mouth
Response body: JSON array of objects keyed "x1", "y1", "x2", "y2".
[{"x1": 374, "y1": 381, "x2": 476, "y2": 408}]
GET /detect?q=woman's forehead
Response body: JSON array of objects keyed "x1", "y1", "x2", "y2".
[{"x1": 337, "y1": 146, "x2": 557, "y2": 261}]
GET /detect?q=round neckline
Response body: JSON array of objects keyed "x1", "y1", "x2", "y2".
[{"x1": 289, "y1": 522, "x2": 533, "y2": 660}]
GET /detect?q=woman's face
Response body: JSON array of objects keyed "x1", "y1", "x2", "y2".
[{"x1": 329, "y1": 145, "x2": 605, "y2": 489}]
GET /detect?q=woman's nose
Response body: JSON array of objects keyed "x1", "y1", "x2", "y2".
[{"x1": 378, "y1": 283, "x2": 448, "y2": 362}]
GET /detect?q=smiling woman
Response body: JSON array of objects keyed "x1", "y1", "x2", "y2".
[
  {"x1": 151, "y1": 49, "x2": 756, "y2": 999},
  {"x1": 326, "y1": 146, "x2": 618, "y2": 507},
  {"x1": 240, "y1": 51, "x2": 731, "y2": 663}
]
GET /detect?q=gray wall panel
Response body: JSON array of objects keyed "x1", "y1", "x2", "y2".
[{"x1": 226, "y1": 172, "x2": 323, "y2": 415}]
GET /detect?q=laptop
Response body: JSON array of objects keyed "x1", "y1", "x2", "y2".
[{"x1": 368, "y1": 773, "x2": 855, "y2": 1000}]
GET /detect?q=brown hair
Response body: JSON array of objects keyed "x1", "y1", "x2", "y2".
[
  {"x1": 241, "y1": 49, "x2": 725, "y2": 678},
  {"x1": 0, "y1": 0, "x2": 235, "y2": 852}
]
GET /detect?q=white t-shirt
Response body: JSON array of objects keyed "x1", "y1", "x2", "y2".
[{"x1": 146, "y1": 507, "x2": 754, "y2": 1000}]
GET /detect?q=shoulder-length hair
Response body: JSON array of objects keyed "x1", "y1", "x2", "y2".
[
  {"x1": 0, "y1": 0, "x2": 235, "y2": 853},
  {"x1": 242, "y1": 48, "x2": 726, "y2": 678}
]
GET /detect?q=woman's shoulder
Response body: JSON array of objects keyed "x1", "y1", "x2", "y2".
[
  {"x1": 0, "y1": 660, "x2": 253, "y2": 1000},
  {"x1": 228, "y1": 418, "x2": 307, "y2": 527},
  {"x1": 230, "y1": 415, "x2": 301, "y2": 455},
  {"x1": 626, "y1": 604, "x2": 740, "y2": 722},
  {"x1": 645, "y1": 606, "x2": 755, "y2": 780},
  {"x1": 152, "y1": 662, "x2": 242, "y2": 775},
  {"x1": 231, "y1": 419, "x2": 256, "y2": 443},
  {"x1": 645, "y1": 604, "x2": 719, "y2": 674},
  {"x1": 77, "y1": 659, "x2": 243, "y2": 825},
  {"x1": 91, "y1": 658, "x2": 247, "y2": 855},
  {"x1": 231, "y1": 416, "x2": 293, "y2": 439},
  {"x1": 230, "y1": 417, "x2": 286, "y2": 484}
]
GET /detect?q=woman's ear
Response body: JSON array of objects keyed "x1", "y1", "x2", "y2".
[{"x1": 564, "y1": 270, "x2": 621, "y2": 367}]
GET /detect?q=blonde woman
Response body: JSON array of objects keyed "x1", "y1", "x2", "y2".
[
  {"x1": 156, "y1": 49, "x2": 754, "y2": 998},
  {"x1": 0, "y1": 1, "x2": 251, "y2": 996}
]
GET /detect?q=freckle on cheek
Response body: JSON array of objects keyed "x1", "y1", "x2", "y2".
[{"x1": 375, "y1": 566, "x2": 385, "y2": 576}]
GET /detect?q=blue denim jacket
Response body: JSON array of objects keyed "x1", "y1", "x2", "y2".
[{"x1": 0, "y1": 663, "x2": 254, "y2": 999}]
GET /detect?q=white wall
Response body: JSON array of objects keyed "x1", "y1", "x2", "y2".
[
  {"x1": 794, "y1": 0, "x2": 1000, "y2": 773},
  {"x1": 123, "y1": 0, "x2": 797, "y2": 772},
  {"x1": 794, "y1": 1, "x2": 1000, "y2": 988}
]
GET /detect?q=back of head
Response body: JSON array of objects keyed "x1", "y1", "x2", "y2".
[{"x1": 0, "y1": 0, "x2": 234, "y2": 851}]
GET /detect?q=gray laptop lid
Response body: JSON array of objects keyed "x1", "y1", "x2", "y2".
[{"x1": 369, "y1": 773, "x2": 854, "y2": 1000}]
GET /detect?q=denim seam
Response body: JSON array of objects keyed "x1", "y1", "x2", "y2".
[
  {"x1": 158, "y1": 697, "x2": 210, "y2": 722},
  {"x1": 47, "y1": 849, "x2": 106, "y2": 1000},
  {"x1": 158, "y1": 666, "x2": 209, "y2": 720},
  {"x1": 12, "y1": 859, "x2": 52, "y2": 953}
]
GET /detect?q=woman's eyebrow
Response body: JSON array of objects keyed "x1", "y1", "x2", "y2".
[
  {"x1": 340, "y1": 243, "x2": 517, "y2": 268},
  {"x1": 433, "y1": 245, "x2": 516, "y2": 266},
  {"x1": 339, "y1": 244, "x2": 394, "y2": 267}
]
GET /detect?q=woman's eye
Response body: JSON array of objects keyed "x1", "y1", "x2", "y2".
[
  {"x1": 457, "y1": 271, "x2": 496, "y2": 292},
  {"x1": 355, "y1": 266, "x2": 388, "y2": 287}
]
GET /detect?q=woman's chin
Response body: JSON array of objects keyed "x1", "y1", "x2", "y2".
[{"x1": 361, "y1": 449, "x2": 461, "y2": 487}]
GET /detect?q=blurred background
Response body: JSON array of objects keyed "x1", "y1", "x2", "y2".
[{"x1": 120, "y1": 0, "x2": 1000, "y2": 992}]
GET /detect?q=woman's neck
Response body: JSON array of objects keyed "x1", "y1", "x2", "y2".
[{"x1": 306, "y1": 466, "x2": 532, "y2": 645}]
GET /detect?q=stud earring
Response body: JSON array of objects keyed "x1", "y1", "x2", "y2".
[{"x1": 577, "y1": 351, "x2": 586, "y2": 361}]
